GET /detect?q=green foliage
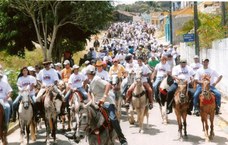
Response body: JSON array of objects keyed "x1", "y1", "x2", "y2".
[
  {"x1": 115, "y1": 1, "x2": 168, "y2": 13},
  {"x1": 178, "y1": 13, "x2": 224, "y2": 48},
  {"x1": 0, "y1": 1, "x2": 113, "y2": 61},
  {"x1": 5, "y1": 68, "x2": 19, "y2": 100}
]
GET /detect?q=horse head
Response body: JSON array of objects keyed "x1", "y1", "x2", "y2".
[
  {"x1": 20, "y1": 86, "x2": 31, "y2": 110},
  {"x1": 75, "y1": 104, "x2": 104, "y2": 142},
  {"x1": 201, "y1": 74, "x2": 211, "y2": 99},
  {"x1": 110, "y1": 73, "x2": 119, "y2": 86},
  {"x1": 175, "y1": 79, "x2": 188, "y2": 104},
  {"x1": 135, "y1": 70, "x2": 143, "y2": 85}
]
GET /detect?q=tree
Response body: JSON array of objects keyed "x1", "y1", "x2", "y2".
[
  {"x1": 178, "y1": 13, "x2": 224, "y2": 48},
  {"x1": 9, "y1": 1, "x2": 113, "y2": 61},
  {"x1": 0, "y1": 0, "x2": 36, "y2": 56}
]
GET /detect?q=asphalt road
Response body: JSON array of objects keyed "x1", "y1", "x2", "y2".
[{"x1": 7, "y1": 102, "x2": 228, "y2": 145}]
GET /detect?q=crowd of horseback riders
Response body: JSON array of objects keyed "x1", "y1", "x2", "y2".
[{"x1": 0, "y1": 21, "x2": 223, "y2": 144}]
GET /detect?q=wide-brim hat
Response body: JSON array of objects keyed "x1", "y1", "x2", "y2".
[
  {"x1": 43, "y1": 60, "x2": 52, "y2": 65},
  {"x1": 95, "y1": 60, "x2": 104, "y2": 67}
]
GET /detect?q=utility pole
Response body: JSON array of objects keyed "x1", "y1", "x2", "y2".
[
  {"x1": 194, "y1": 2, "x2": 199, "y2": 56},
  {"x1": 169, "y1": 1, "x2": 173, "y2": 45},
  {"x1": 221, "y1": 2, "x2": 226, "y2": 37}
]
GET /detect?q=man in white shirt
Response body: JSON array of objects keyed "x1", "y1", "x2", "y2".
[
  {"x1": 193, "y1": 59, "x2": 222, "y2": 116},
  {"x1": 36, "y1": 60, "x2": 59, "y2": 102},
  {"x1": 0, "y1": 70, "x2": 12, "y2": 128},
  {"x1": 65, "y1": 65, "x2": 88, "y2": 103},
  {"x1": 167, "y1": 58, "x2": 195, "y2": 114},
  {"x1": 151, "y1": 56, "x2": 171, "y2": 101},
  {"x1": 190, "y1": 55, "x2": 203, "y2": 73},
  {"x1": 95, "y1": 60, "x2": 110, "y2": 81}
]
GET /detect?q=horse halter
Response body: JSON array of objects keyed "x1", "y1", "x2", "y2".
[
  {"x1": 177, "y1": 81, "x2": 188, "y2": 104},
  {"x1": 202, "y1": 79, "x2": 211, "y2": 99}
]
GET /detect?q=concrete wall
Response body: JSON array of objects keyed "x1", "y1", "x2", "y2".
[{"x1": 179, "y1": 38, "x2": 228, "y2": 95}]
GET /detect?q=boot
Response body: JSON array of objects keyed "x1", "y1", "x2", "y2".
[
  {"x1": 166, "y1": 94, "x2": 173, "y2": 114},
  {"x1": 215, "y1": 106, "x2": 221, "y2": 115},
  {"x1": 111, "y1": 120, "x2": 127, "y2": 145},
  {"x1": 35, "y1": 102, "x2": 41, "y2": 118},
  {"x1": 193, "y1": 106, "x2": 200, "y2": 116},
  {"x1": 11, "y1": 111, "x2": 17, "y2": 122}
]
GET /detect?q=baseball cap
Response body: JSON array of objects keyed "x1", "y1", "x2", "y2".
[
  {"x1": 194, "y1": 55, "x2": 199, "y2": 59},
  {"x1": 63, "y1": 60, "x2": 70, "y2": 65},
  {"x1": 72, "y1": 65, "x2": 79, "y2": 69},
  {"x1": 84, "y1": 60, "x2": 90, "y2": 65},
  {"x1": 27, "y1": 66, "x2": 35, "y2": 72},
  {"x1": 86, "y1": 65, "x2": 96, "y2": 74},
  {"x1": 55, "y1": 62, "x2": 62, "y2": 67},
  {"x1": 180, "y1": 58, "x2": 187, "y2": 63},
  {"x1": 202, "y1": 58, "x2": 209, "y2": 62}
]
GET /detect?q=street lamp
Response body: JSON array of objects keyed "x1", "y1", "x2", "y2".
[{"x1": 194, "y1": 1, "x2": 199, "y2": 56}]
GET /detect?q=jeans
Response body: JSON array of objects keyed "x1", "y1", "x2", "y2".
[
  {"x1": 193, "y1": 85, "x2": 221, "y2": 111},
  {"x1": 65, "y1": 87, "x2": 88, "y2": 103},
  {"x1": 103, "y1": 103, "x2": 116, "y2": 120},
  {"x1": 13, "y1": 95, "x2": 36, "y2": 108},
  {"x1": 2, "y1": 101, "x2": 11, "y2": 126},
  {"x1": 152, "y1": 76, "x2": 163, "y2": 101}
]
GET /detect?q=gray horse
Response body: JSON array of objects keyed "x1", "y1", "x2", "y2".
[
  {"x1": 18, "y1": 88, "x2": 36, "y2": 145},
  {"x1": 74, "y1": 103, "x2": 116, "y2": 145}
]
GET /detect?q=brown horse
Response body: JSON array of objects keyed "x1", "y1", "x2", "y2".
[
  {"x1": 199, "y1": 75, "x2": 215, "y2": 142},
  {"x1": 173, "y1": 80, "x2": 189, "y2": 141},
  {"x1": 0, "y1": 102, "x2": 7, "y2": 145}
]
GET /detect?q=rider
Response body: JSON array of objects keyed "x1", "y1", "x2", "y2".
[
  {"x1": 65, "y1": 65, "x2": 88, "y2": 104},
  {"x1": 166, "y1": 58, "x2": 195, "y2": 115},
  {"x1": 12, "y1": 67, "x2": 38, "y2": 121},
  {"x1": 151, "y1": 56, "x2": 171, "y2": 102},
  {"x1": 86, "y1": 65, "x2": 128, "y2": 145},
  {"x1": 36, "y1": 60, "x2": 61, "y2": 114},
  {"x1": 193, "y1": 58, "x2": 223, "y2": 116},
  {"x1": 109, "y1": 58, "x2": 125, "y2": 79},
  {"x1": 125, "y1": 56, "x2": 153, "y2": 109},
  {"x1": 0, "y1": 70, "x2": 12, "y2": 129},
  {"x1": 95, "y1": 60, "x2": 110, "y2": 81},
  {"x1": 190, "y1": 55, "x2": 203, "y2": 73},
  {"x1": 61, "y1": 60, "x2": 72, "y2": 83}
]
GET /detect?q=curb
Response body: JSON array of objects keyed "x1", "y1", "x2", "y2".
[{"x1": 7, "y1": 122, "x2": 19, "y2": 135}]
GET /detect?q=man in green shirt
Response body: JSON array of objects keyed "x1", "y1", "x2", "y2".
[{"x1": 148, "y1": 55, "x2": 159, "y2": 69}]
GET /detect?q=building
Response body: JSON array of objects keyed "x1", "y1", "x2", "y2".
[{"x1": 113, "y1": 10, "x2": 133, "y2": 22}]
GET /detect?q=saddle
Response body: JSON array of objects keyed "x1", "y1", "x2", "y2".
[
  {"x1": 69, "y1": 90, "x2": 84, "y2": 103},
  {"x1": 200, "y1": 93, "x2": 215, "y2": 105}
]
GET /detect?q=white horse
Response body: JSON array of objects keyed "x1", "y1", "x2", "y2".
[
  {"x1": 128, "y1": 71, "x2": 149, "y2": 133},
  {"x1": 18, "y1": 87, "x2": 36, "y2": 145}
]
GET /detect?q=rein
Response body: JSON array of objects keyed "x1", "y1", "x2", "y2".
[{"x1": 132, "y1": 91, "x2": 146, "y2": 98}]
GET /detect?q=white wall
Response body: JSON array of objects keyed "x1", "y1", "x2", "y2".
[{"x1": 179, "y1": 38, "x2": 228, "y2": 96}]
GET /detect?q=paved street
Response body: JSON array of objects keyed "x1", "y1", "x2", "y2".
[{"x1": 7, "y1": 100, "x2": 228, "y2": 145}]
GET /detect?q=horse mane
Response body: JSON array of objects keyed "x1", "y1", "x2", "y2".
[{"x1": 202, "y1": 74, "x2": 211, "y2": 81}]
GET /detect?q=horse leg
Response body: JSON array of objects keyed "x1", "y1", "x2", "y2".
[
  {"x1": 30, "y1": 120, "x2": 36, "y2": 141},
  {"x1": 209, "y1": 113, "x2": 215, "y2": 140},
  {"x1": 175, "y1": 111, "x2": 183, "y2": 141},
  {"x1": 204, "y1": 118, "x2": 209, "y2": 142},
  {"x1": 26, "y1": 124, "x2": 30, "y2": 145},
  {"x1": 129, "y1": 108, "x2": 135, "y2": 125},
  {"x1": 182, "y1": 113, "x2": 187, "y2": 137},
  {"x1": 20, "y1": 124, "x2": 24, "y2": 144},
  {"x1": 67, "y1": 112, "x2": 71, "y2": 131}
]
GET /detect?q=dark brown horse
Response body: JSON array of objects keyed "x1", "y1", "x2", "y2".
[
  {"x1": 0, "y1": 102, "x2": 7, "y2": 145},
  {"x1": 173, "y1": 80, "x2": 189, "y2": 141},
  {"x1": 199, "y1": 75, "x2": 215, "y2": 142}
]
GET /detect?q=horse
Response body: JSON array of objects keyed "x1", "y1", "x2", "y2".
[
  {"x1": 42, "y1": 86, "x2": 58, "y2": 144},
  {"x1": 18, "y1": 88, "x2": 36, "y2": 145},
  {"x1": 173, "y1": 79, "x2": 189, "y2": 141},
  {"x1": 74, "y1": 103, "x2": 116, "y2": 145},
  {"x1": 128, "y1": 71, "x2": 149, "y2": 133},
  {"x1": 157, "y1": 75, "x2": 173, "y2": 124},
  {"x1": 0, "y1": 100, "x2": 7, "y2": 145},
  {"x1": 199, "y1": 75, "x2": 216, "y2": 142},
  {"x1": 110, "y1": 74, "x2": 122, "y2": 120},
  {"x1": 67, "y1": 90, "x2": 83, "y2": 131}
]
